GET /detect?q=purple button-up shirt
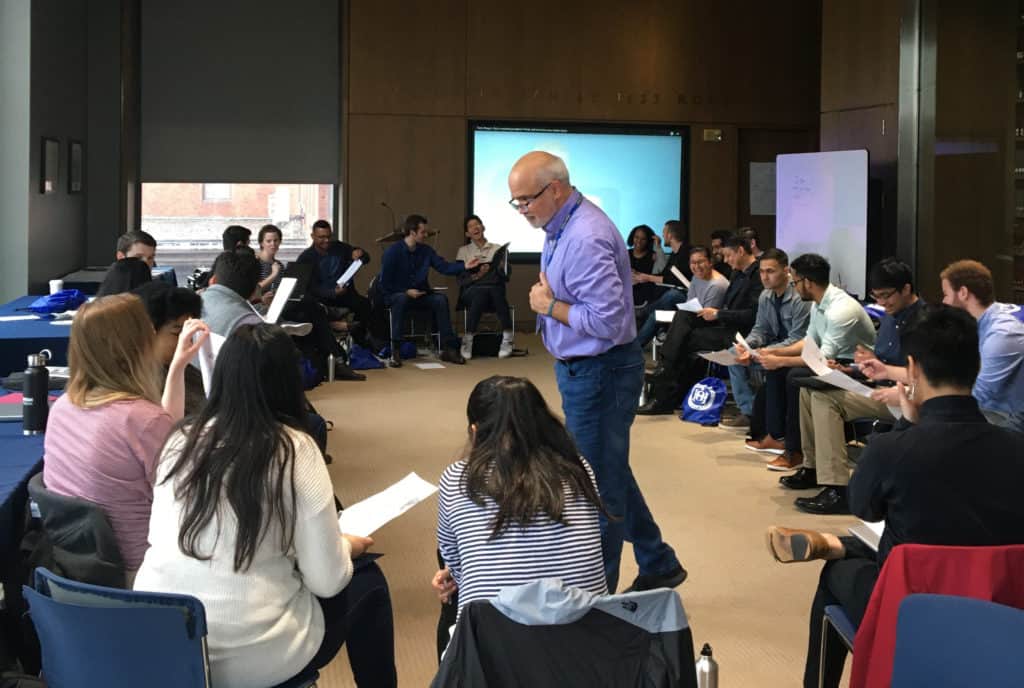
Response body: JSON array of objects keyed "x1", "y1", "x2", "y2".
[{"x1": 539, "y1": 190, "x2": 636, "y2": 359}]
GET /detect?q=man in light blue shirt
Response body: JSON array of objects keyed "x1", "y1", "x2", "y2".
[
  {"x1": 510, "y1": 151, "x2": 684, "y2": 594},
  {"x1": 940, "y1": 260, "x2": 1024, "y2": 432}
]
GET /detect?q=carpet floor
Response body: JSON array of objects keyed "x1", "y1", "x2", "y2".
[{"x1": 308, "y1": 334, "x2": 854, "y2": 687}]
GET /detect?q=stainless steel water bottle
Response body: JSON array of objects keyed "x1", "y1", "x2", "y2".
[
  {"x1": 22, "y1": 351, "x2": 50, "y2": 435},
  {"x1": 695, "y1": 643, "x2": 718, "y2": 688}
]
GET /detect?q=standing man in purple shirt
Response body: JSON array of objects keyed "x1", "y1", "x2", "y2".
[{"x1": 508, "y1": 151, "x2": 686, "y2": 593}]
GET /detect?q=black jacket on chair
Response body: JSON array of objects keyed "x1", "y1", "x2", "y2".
[{"x1": 432, "y1": 579, "x2": 697, "y2": 688}]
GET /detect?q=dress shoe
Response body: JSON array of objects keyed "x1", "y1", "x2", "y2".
[
  {"x1": 794, "y1": 486, "x2": 850, "y2": 515},
  {"x1": 636, "y1": 399, "x2": 676, "y2": 415},
  {"x1": 622, "y1": 564, "x2": 688, "y2": 593},
  {"x1": 779, "y1": 467, "x2": 818, "y2": 490},
  {"x1": 720, "y1": 413, "x2": 750, "y2": 429},
  {"x1": 766, "y1": 526, "x2": 834, "y2": 563},
  {"x1": 440, "y1": 348, "x2": 466, "y2": 365},
  {"x1": 333, "y1": 363, "x2": 366, "y2": 381},
  {"x1": 744, "y1": 436, "x2": 785, "y2": 455},
  {"x1": 766, "y1": 450, "x2": 802, "y2": 472}
]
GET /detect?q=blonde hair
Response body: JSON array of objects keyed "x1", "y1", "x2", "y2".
[{"x1": 66, "y1": 293, "x2": 163, "y2": 408}]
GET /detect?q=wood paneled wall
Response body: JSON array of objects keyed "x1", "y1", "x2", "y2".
[
  {"x1": 343, "y1": 1, "x2": 822, "y2": 325},
  {"x1": 819, "y1": 0, "x2": 901, "y2": 286}
]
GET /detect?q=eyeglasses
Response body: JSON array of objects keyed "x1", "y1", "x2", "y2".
[
  {"x1": 508, "y1": 183, "x2": 551, "y2": 211},
  {"x1": 870, "y1": 289, "x2": 898, "y2": 302},
  {"x1": 790, "y1": 276, "x2": 807, "y2": 287}
]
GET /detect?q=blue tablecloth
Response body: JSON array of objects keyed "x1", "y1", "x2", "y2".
[
  {"x1": 0, "y1": 296, "x2": 72, "y2": 378},
  {"x1": 0, "y1": 421, "x2": 44, "y2": 569}
]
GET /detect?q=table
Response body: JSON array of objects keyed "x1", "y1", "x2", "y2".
[
  {"x1": 0, "y1": 296, "x2": 72, "y2": 378},
  {"x1": 0, "y1": 421, "x2": 44, "y2": 562}
]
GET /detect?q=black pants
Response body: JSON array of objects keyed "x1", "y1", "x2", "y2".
[
  {"x1": 436, "y1": 549, "x2": 459, "y2": 662},
  {"x1": 804, "y1": 537, "x2": 879, "y2": 688},
  {"x1": 462, "y1": 285, "x2": 512, "y2": 333},
  {"x1": 649, "y1": 314, "x2": 734, "y2": 405},
  {"x1": 284, "y1": 296, "x2": 344, "y2": 359},
  {"x1": 294, "y1": 561, "x2": 398, "y2": 687}
]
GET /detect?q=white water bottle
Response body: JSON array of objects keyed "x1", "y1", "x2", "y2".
[{"x1": 695, "y1": 643, "x2": 718, "y2": 688}]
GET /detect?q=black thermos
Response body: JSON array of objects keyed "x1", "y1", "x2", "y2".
[{"x1": 22, "y1": 351, "x2": 50, "y2": 435}]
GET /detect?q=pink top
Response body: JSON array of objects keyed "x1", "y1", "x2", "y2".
[{"x1": 42, "y1": 395, "x2": 174, "y2": 568}]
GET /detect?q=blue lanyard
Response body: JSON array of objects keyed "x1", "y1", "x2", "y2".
[{"x1": 542, "y1": 194, "x2": 584, "y2": 272}]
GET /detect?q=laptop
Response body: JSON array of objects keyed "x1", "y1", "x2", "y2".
[{"x1": 280, "y1": 262, "x2": 313, "y2": 301}]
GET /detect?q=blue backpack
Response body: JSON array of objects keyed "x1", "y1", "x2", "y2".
[
  {"x1": 349, "y1": 344, "x2": 384, "y2": 370},
  {"x1": 680, "y1": 377, "x2": 727, "y2": 426}
]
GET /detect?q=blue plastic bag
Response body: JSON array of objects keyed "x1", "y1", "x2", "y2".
[
  {"x1": 28, "y1": 289, "x2": 86, "y2": 315},
  {"x1": 680, "y1": 377, "x2": 727, "y2": 426},
  {"x1": 349, "y1": 344, "x2": 384, "y2": 370},
  {"x1": 377, "y1": 341, "x2": 417, "y2": 360}
]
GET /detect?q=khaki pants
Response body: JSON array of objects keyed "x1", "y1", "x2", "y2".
[{"x1": 799, "y1": 389, "x2": 896, "y2": 486}]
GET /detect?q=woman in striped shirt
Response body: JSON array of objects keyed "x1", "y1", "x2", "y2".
[{"x1": 433, "y1": 375, "x2": 608, "y2": 617}]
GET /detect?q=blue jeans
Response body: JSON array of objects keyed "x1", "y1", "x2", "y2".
[
  {"x1": 728, "y1": 363, "x2": 757, "y2": 416},
  {"x1": 554, "y1": 341, "x2": 680, "y2": 592},
  {"x1": 383, "y1": 291, "x2": 457, "y2": 350},
  {"x1": 635, "y1": 289, "x2": 688, "y2": 347}
]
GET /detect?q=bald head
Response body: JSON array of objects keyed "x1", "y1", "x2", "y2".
[{"x1": 508, "y1": 151, "x2": 573, "y2": 228}]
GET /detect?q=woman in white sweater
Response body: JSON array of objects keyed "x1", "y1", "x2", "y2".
[{"x1": 135, "y1": 324, "x2": 396, "y2": 688}]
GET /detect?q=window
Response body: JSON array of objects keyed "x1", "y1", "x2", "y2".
[
  {"x1": 202, "y1": 183, "x2": 232, "y2": 201},
  {"x1": 141, "y1": 183, "x2": 335, "y2": 285}
]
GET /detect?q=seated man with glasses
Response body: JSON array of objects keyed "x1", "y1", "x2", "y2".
[
  {"x1": 779, "y1": 258, "x2": 923, "y2": 514},
  {"x1": 743, "y1": 254, "x2": 876, "y2": 482},
  {"x1": 377, "y1": 214, "x2": 479, "y2": 367}
]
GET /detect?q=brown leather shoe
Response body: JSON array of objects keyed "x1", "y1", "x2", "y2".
[
  {"x1": 766, "y1": 526, "x2": 833, "y2": 563},
  {"x1": 767, "y1": 451, "x2": 803, "y2": 471},
  {"x1": 745, "y1": 435, "x2": 785, "y2": 455}
]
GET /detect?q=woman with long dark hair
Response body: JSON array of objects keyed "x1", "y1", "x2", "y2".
[
  {"x1": 432, "y1": 376, "x2": 607, "y2": 619},
  {"x1": 135, "y1": 324, "x2": 396, "y2": 688}
]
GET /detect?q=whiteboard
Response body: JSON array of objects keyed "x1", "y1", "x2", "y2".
[{"x1": 775, "y1": 150, "x2": 868, "y2": 298}]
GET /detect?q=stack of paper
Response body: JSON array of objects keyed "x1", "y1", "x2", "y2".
[
  {"x1": 676, "y1": 297, "x2": 702, "y2": 313},
  {"x1": 801, "y1": 338, "x2": 874, "y2": 397}
]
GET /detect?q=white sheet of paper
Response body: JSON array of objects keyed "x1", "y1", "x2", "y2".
[
  {"x1": 800, "y1": 337, "x2": 832, "y2": 376},
  {"x1": 0, "y1": 315, "x2": 40, "y2": 322},
  {"x1": 653, "y1": 283, "x2": 685, "y2": 290},
  {"x1": 336, "y1": 260, "x2": 361, "y2": 287},
  {"x1": 849, "y1": 520, "x2": 884, "y2": 552},
  {"x1": 734, "y1": 331, "x2": 761, "y2": 361},
  {"x1": 415, "y1": 362, "x2": 445, "y2": 369},
  {"x1": 670, "y1": 266, "x2": 691, "y2": 289},
  {"x1": 49, "y1": 321, "x2": 73, "y2": 326},
  {"x1": 193, "y1": 331, "x2": 226, "y2": 396},
  {"x1": 801, "y1": 339, "x2": 875, "y2": 397},
  {"x1": 655, "y1": 310, "x2": 676, "y2": 323},
  {"x1": 699, "y1": 350, "x2": 740, "y2": 366},
  {"x1": 338, "y1": 472, "x2": 438, "y2": 537},
  {"x1": 676, "y1": 297, "x2": 702, "y2": 313},
  {"x1": 263, "y1": 277, "x2": 297, "y2": 324}
]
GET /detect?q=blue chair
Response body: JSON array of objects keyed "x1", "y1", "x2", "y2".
[
  {"x1": 24, "y1": 567, "x2": 319, "y2": 688},
  {"x1": 24, "y1": 567, "x2": 211, "y2": 687},
  {"x1": 819, "y1": 605, "x2": 857, "y2": 688},
  {"x1": 891, "y1": 594, "x2": 1024, "y2": 687}
]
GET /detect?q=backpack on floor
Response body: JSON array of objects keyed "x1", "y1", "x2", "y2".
[
  {"x1": 349, "y1": 344, "x2": 384, "y2": 370},
  {"x1": 680, "y1": 377, "x2": 727, "y2": 426}
]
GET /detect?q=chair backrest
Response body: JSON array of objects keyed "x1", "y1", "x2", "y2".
[
  {"x1": 851, "y1": 543, "x2": 1024, "y2": 688},
  {"x1": 891, "y1": 594, "x2": 1024, "y2": 687},
  {"x1": 24, "y1": 567, "x2": 210, "y2": 688}
]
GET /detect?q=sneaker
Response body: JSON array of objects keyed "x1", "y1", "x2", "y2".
[
  {"x1": 499, "y1": 331, "x2": 514, "y2": 359},
  {"x1": 766, "y1": 451, "x2": 803, "y2": 471},
  {"x1": 461, "y1": 334, "x2": 474, "y2": 361},
  {"x1": 744, "y1": 436, "x2": 785, "y2": 455},
  {"x1": 720, "y1": 413, "x2": 750, "y2": 428},
  {"x1": 622, "y1": 564, "x2": 688, "y2": 593}
]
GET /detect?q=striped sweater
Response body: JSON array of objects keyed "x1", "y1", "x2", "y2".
[{"x1": 437, "y1": 457, "x2": 607, "y2": 612}]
